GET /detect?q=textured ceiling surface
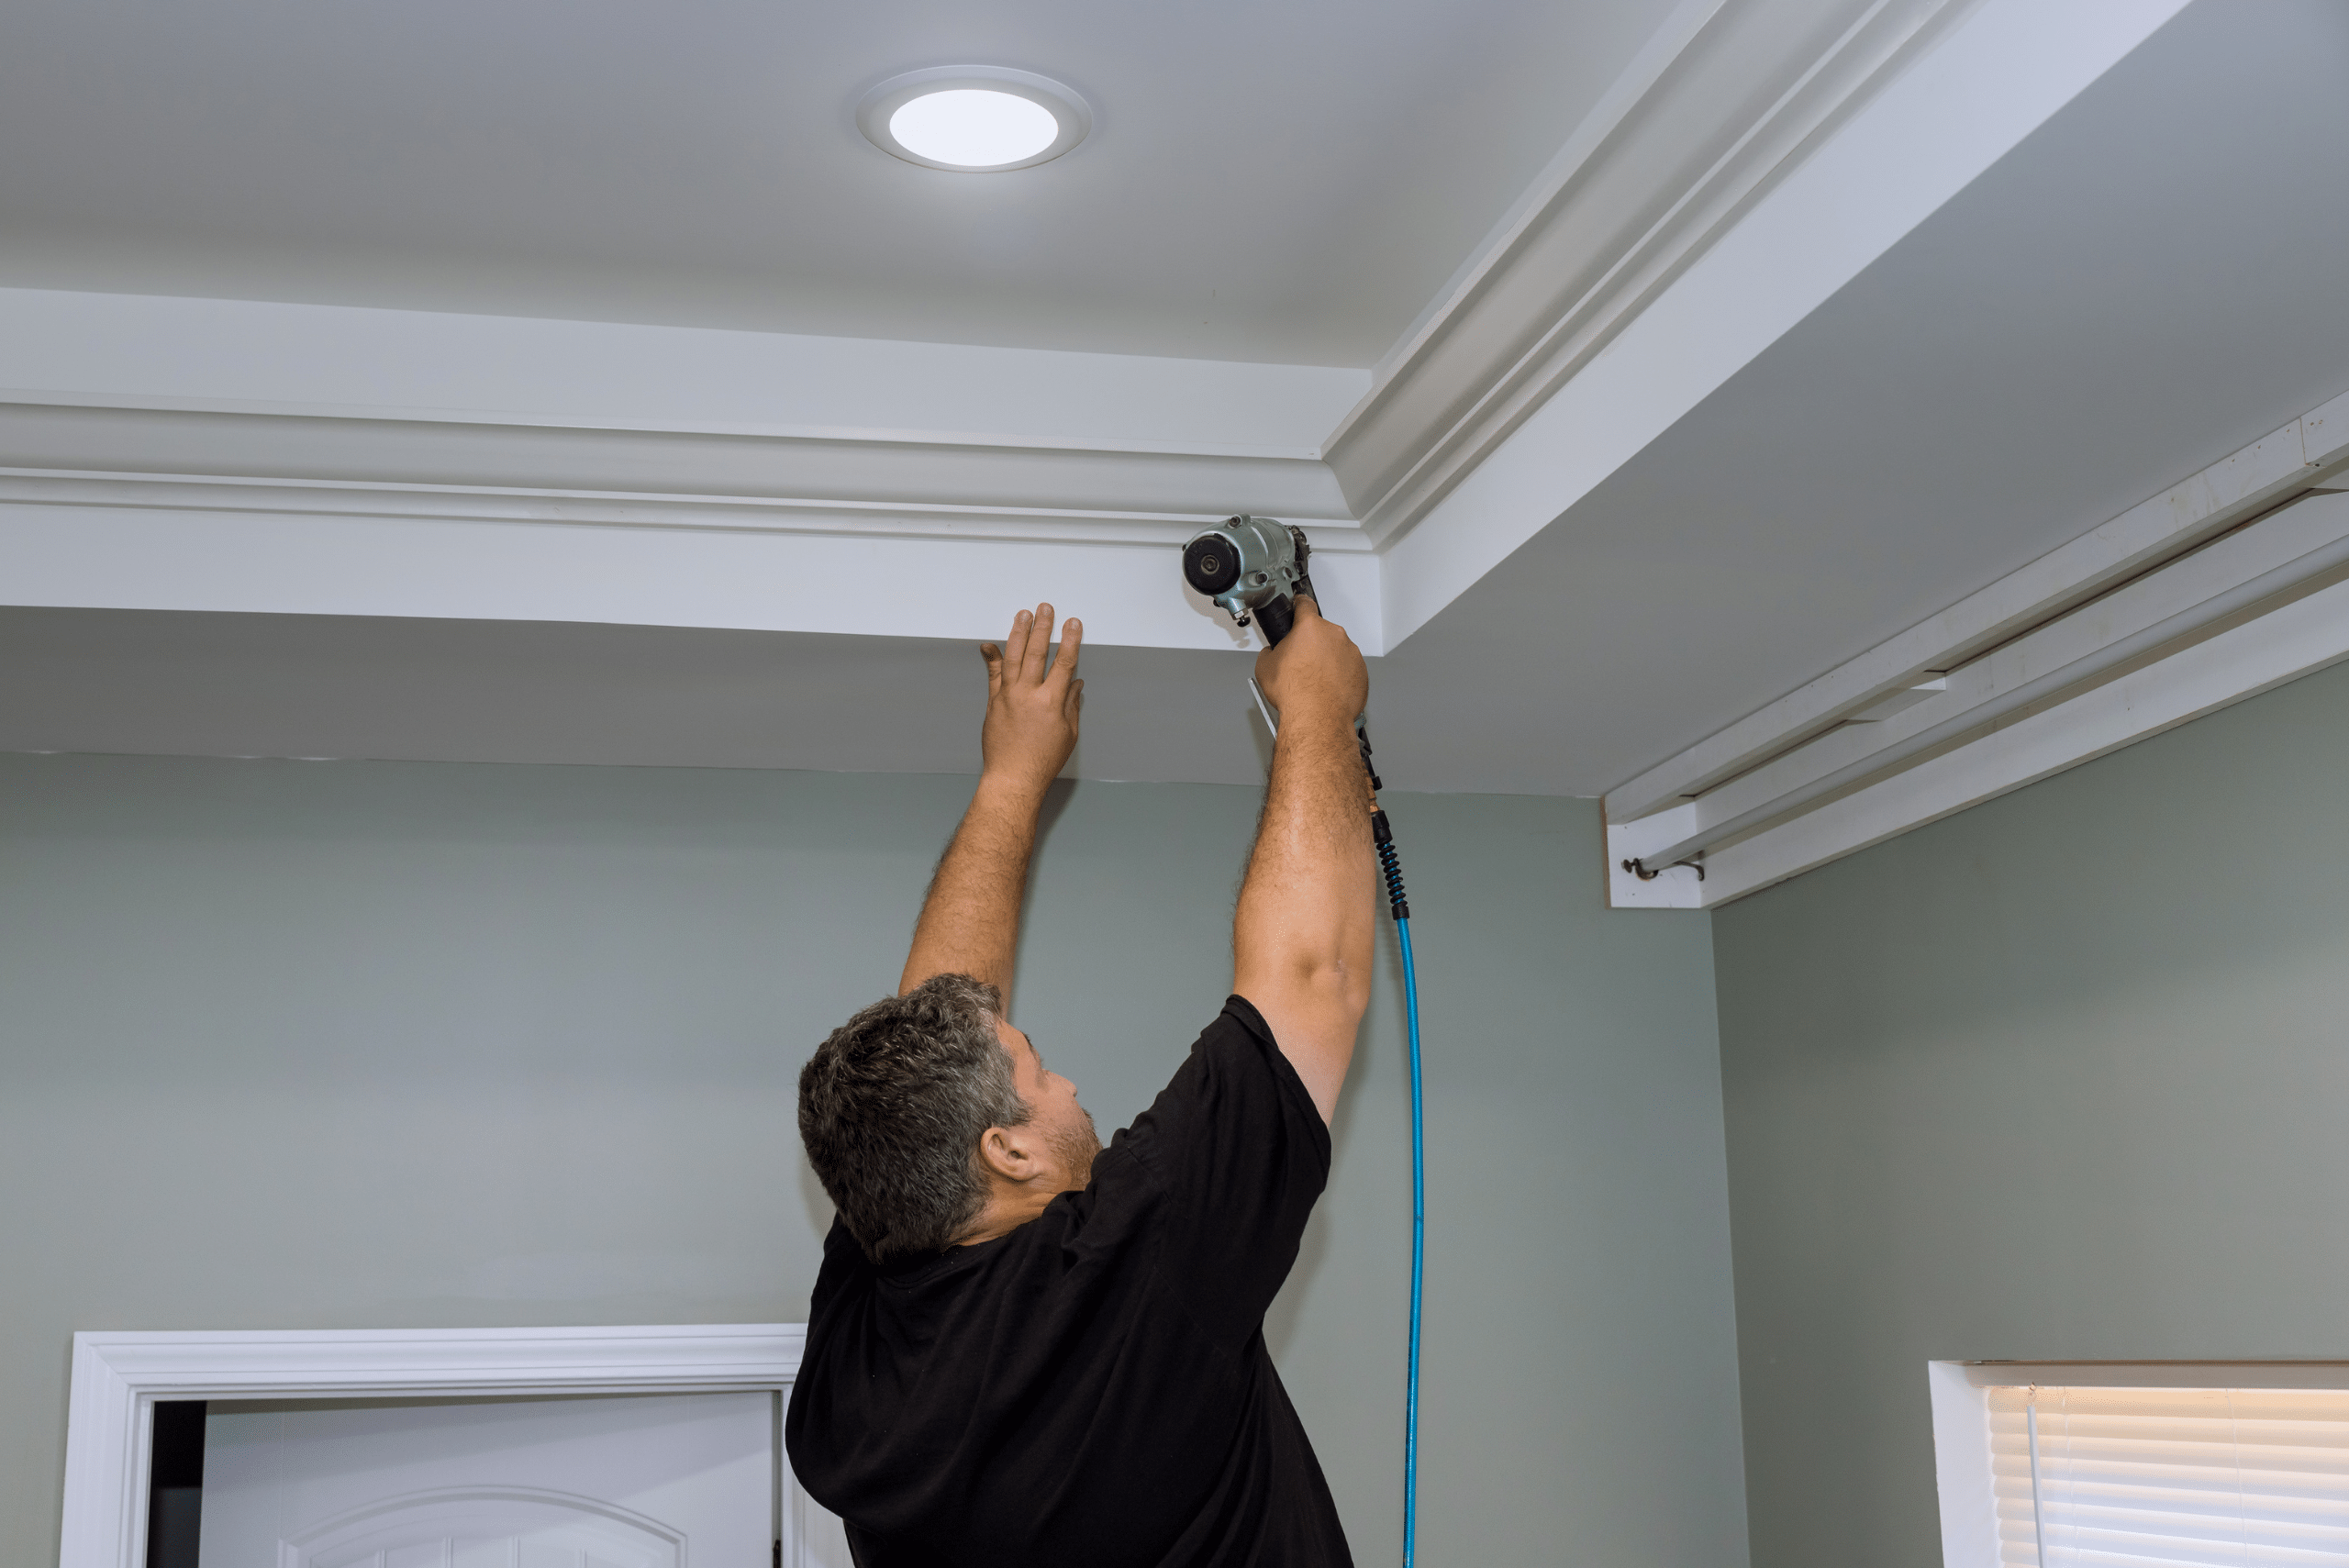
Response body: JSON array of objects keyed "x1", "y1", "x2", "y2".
[{"x1": 0, "y1": 0, "x2": 1676, "y2": 362}]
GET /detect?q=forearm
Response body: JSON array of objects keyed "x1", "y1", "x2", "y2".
[
  {"x1": 899, "y1": 773, "x2": 1049, "y2": 1004},
  {"x1": 896, "y1": 603, "x2": 1082, "y2": 1006},
  {"x1": 1236, "y1": 712, "x2": 1376, "y2": 990},
  {"x1": 1233, "y1": 705, "x2": 1377, "y2": 1116}
]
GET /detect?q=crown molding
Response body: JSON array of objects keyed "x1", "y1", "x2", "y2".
[
  {"x1": 0, "y1": 386, "x2": 1329, "y2": 462},
  {"x1": 0, "y1": 470, "x2": 1356, "y2": 551},
  {"x1": 0, "y1": 328, "x2": 1379, "y2": 650},
  {"x1": 1325, "y1": 0, "x2": 1982, "y2": 546},
  {"x1": 0, "y1": 289, "x2": 1370, "y2": 645},
  {"x1": 0, "y1": 395, "x2": 1380, "y2": 650},
  {"x1": 0, "y1": 398, "x2": 1361, "y2": 550}
]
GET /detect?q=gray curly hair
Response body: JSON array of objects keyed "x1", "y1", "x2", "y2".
[{"x1": 797, "y1": 973, "x2": 1031, "y2": 1262}]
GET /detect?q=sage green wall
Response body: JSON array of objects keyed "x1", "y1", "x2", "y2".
[
  {"x1": 0, "y1": 753, "x2": 1746, "y2": 1568},
  {"x1": 1712, "y1": 658, "x2": 2349, "y2": 1568}
]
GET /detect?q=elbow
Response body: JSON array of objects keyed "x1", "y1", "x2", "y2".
[
  {"x1": 1231, "y1": 910, "x2": 1376, "y2": 1030},
  {"x1": 1290, "y1": 952, "x2": 1373, "y2": 1029},
  {"x1": 1235, "y1": 948, "x2": 1370, "y2": 1025}
]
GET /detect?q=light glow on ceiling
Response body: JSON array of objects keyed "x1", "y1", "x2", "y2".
[{"x1": 888, "y1": 90, "x2": 1060, "y2": 169}]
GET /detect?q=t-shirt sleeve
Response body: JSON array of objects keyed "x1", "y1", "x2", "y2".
[{"x1": 1111, "y1": 995, "x2": 1333, "y2": 1344}]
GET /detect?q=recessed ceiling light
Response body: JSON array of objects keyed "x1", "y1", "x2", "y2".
[
  {"x1": 891, "y1": 91, "x2": 1057, "y2": 167},
  {"x1": 857, "y1": 66, "x2": 1092, "y2": 173}
]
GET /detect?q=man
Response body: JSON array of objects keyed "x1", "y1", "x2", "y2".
[{"x1": 788, "y1": 597, "x2": 1376, "y2": 1568}]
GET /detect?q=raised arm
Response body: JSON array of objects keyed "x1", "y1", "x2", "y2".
[
  {"x1": 898, "y1": 605, "x2": 1083, "y2": 1006},
  {"x1": 1232, "y1": 599, "x2": 1376, "y2": 1122}
]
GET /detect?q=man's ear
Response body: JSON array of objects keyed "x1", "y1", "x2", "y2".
[{"x1": 975, "y1": 1125, "x2": 1036, "y2": 1182}]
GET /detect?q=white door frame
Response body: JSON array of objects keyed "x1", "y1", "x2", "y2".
[{"x1": 60, "y1": 1325, "x2": 811, "y2": 1568}]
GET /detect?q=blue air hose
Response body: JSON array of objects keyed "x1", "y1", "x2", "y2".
[
  {"x1": 1248, "y1": 676, "x2": 1426, "y2": 1566},
  {"x1": 1398, "y1": 914, "x2": 1424, "y2": 1567},
  {"x1": 1373, "y1": 811, "x2": 1421, "y2": 1567}
]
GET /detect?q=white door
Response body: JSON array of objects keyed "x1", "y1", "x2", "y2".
[{"x1": 196, "y1": 1392, "x2": 849, "y2": 1568}]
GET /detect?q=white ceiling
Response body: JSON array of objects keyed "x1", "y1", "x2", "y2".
[
  {"x1": 0, "y1": 0, "x2": 1677, "y2": 363},
  {"x1": 6, "y1": 0, "x2": 2345, "y2": 804}
]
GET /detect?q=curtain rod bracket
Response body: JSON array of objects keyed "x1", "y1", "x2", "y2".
[{"x1": 1623, "y1": 856, "x2": 1705, "y2": 883}]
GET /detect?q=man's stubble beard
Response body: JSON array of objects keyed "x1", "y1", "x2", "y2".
[{"x1": 1056, "y1": 1108, "x2": 1102, "y2": 1188}]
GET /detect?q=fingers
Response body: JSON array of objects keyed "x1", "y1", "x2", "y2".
[
  {"x1": 1001, "y1": 609, "x2": 1033, "y2": 679},
  {"x1": 996, "y1": 604, "x2": 1082, "y2": 689},
  {"x1": 1020, "y1": 605, "x2": 1055, "y2": 685}
]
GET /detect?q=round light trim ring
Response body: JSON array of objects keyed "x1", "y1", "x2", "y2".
[{"x1": 857, "y1": 66, "x2": 1092, "y2": 172}]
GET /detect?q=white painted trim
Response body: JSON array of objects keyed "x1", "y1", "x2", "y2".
[
  {"x1": 1609, "y1": 393, "x2": 2349, "y2": 822},
  {"x1": 0, "y1": 471, "x2": 1375, "y2": 554},
  {"x1": 1958, "y1": 1362, "x2": 2349, "y2": 1390},
  {"x1": 0, "y1": 388, "x2": 1327, "y2": 463},
  {"x1": 1599, "y1": 390, "x2": 2349, "y2": 908},
  {"x1": 0, "y1": 399, "x2": 1360, "y2": 539},
  {"x1": 1928, "y1": 1362, "x2": 2000, "y2": 1568},
  {"x1": 1696, "y1": 556, "x2": 2349, "y2": 905},
  {"x1": 0, "y1": 499, "x2": 1387, "y2": 652},
  {"x1": 0, "y1": 392, "x2": 1386, "y2": 651},
  {"x1": 59, "y1": 1325, "x2": 811, "y2": 1568},
  {"x1": 1616, "y1": 490, "x2": 2349, "y2": 873}
]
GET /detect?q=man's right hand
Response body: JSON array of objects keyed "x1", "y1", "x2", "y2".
[
  {"x1": 897, "y1": 602, "x2": 1082, "y2": 1005},
  {"x1": 1252, "y1": 597, "x2": 1366, "y2": 726},
  {"x1": 978, "y1": 604, "x2": 1084, "y2": 796}
]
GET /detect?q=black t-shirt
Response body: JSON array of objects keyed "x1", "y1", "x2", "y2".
[{"x1": 785, "y1": 995, "x2": 1353, "y2": 1568}]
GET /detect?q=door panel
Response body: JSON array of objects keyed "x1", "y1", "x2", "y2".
[
  {"x1": 294, "y1": 1487, "x2": 680, "y2": 1568},
  {"x1": 199, "y1": 1395, "x2": 772, "y2": 1568}
]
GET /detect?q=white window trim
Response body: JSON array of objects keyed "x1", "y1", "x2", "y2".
[
  {"x1": 1929, "y1": 1362, "x2": 2004, "y2": 1568},
  {"x1": 1927, "y1": 1360, "x2": 2349, "y2": 1568},
  {"x1": 59, "y1": 1325, "x2": 811, "y2": 1568}
]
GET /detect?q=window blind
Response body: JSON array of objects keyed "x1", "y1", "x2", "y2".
[{"x1": 1987, "y1": 1385, "x2": 2349, "y2": 1567}]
